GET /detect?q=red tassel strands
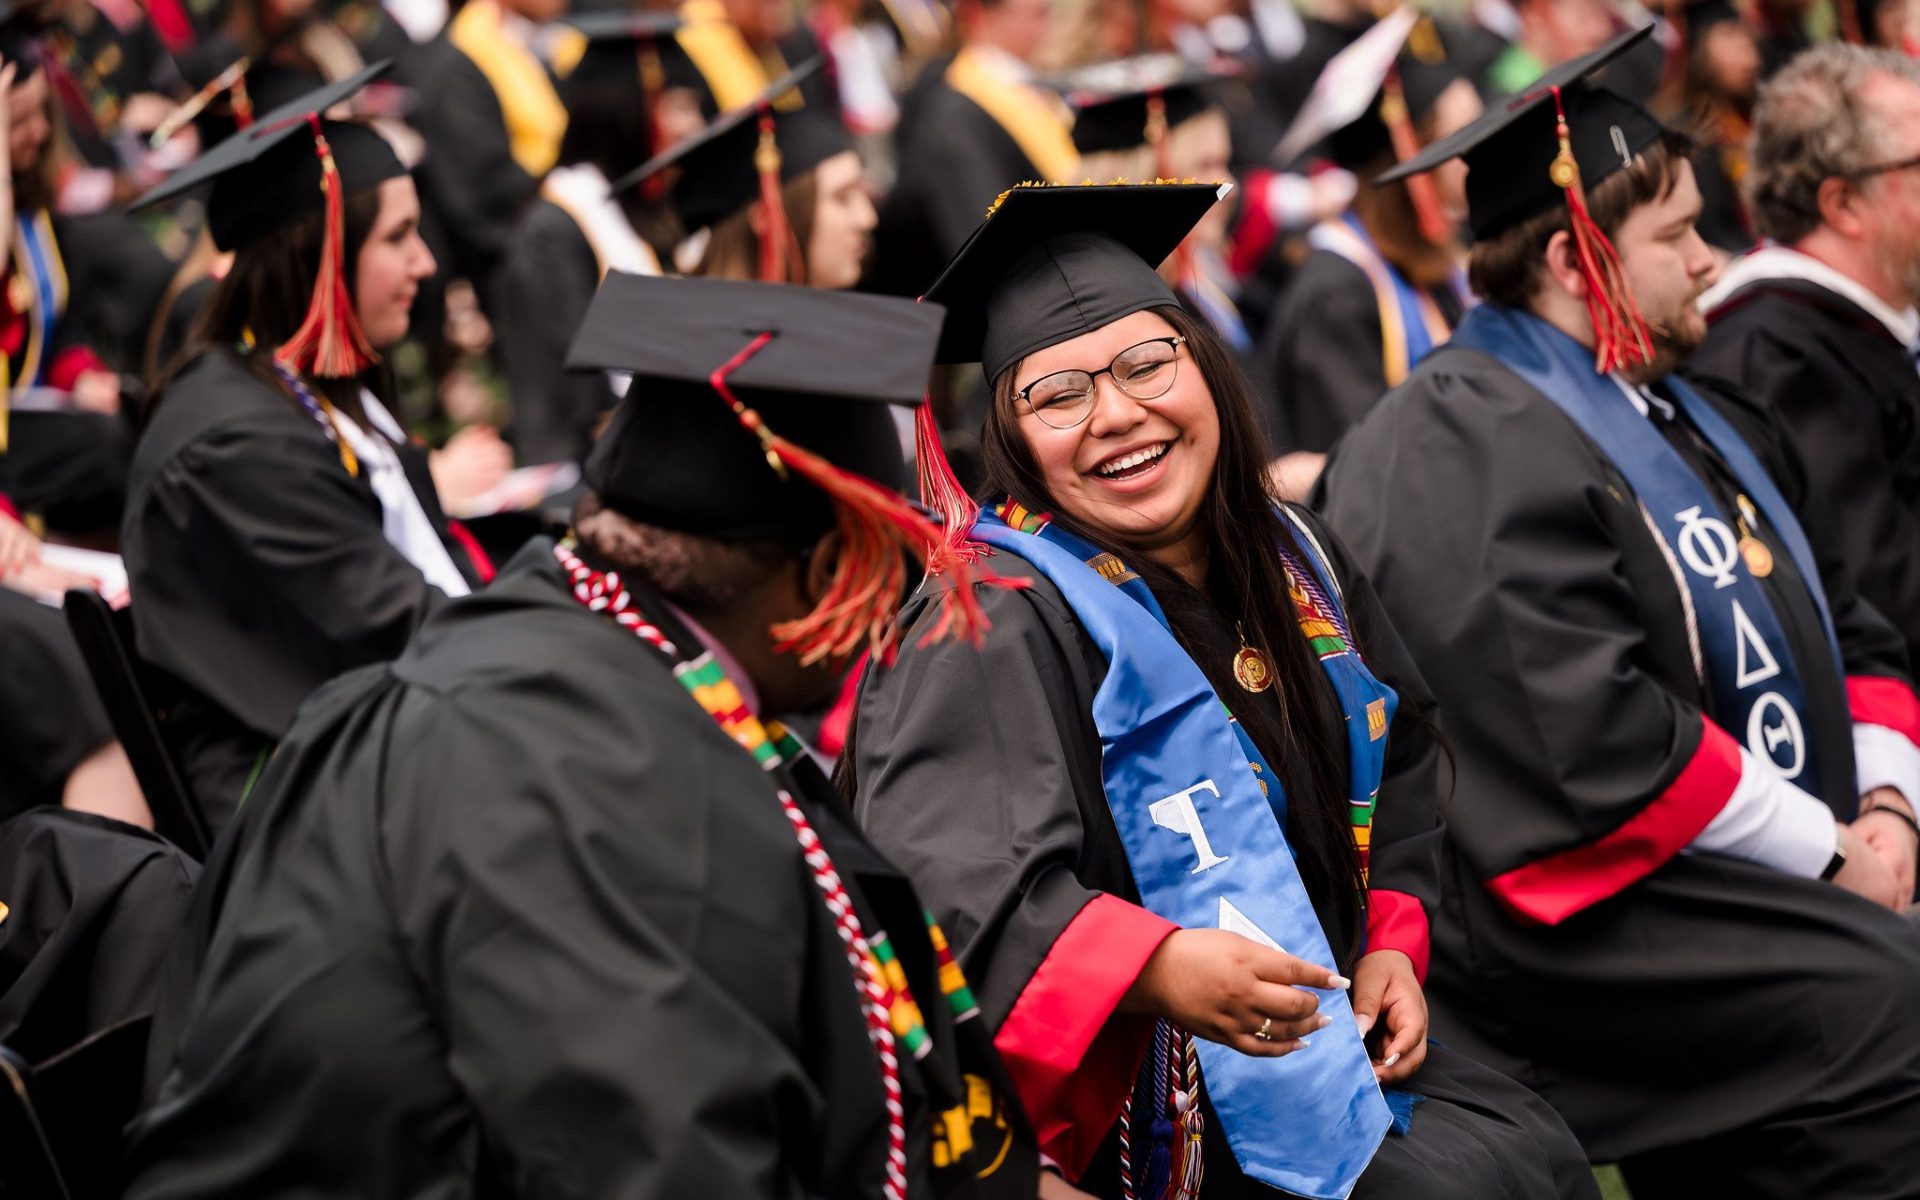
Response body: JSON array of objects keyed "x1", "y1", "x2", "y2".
[
  {"x1": 1379, "y1": 65, "x2": 1454, "y2": 247},
  {"x1": 1547, "y1": 85, "x2": 1653, "y2": 374},
  {"x1": 707, "y1": 333, "x2": 1015, "y2": 664},
  {"x1": 753, "y1": 107, "x2": 802, "y2": 282},
  {"x1": 275, "y1": 113, "x2": 380, "y2": 379},
  {"x1": 636, "y1": 41, "x2": 668, "y2": 199}
]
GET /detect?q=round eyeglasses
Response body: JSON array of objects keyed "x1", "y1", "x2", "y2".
[{"x1": 1015, "y1": 336, "x2": 1187, "y2": 430}]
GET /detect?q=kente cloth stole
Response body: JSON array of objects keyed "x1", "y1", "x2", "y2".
[
  {"x1": 942, "y1": 46, "x2": 1079, "y2": 184},
  {"x1": 449, "y1": 0, "x2": 567, "y2": 177},
  {"x1": 10, "y1": 211, "x2": 67, "y2": 394},
  {"x1": 972, "y1": 503, "x2": 1394, "y2": 1200},
  {"x1": 1306, "y1": 214, "x2": 1459, "y2": 388},
  {"x1": 1450, "y1": 305, "x2": 1844, "y2": 801}
]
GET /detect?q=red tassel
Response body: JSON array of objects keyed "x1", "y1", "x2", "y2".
[
  {"x1": 1381, "y1": 66, "x2": 1454, "y2": 247},
  {"x1": 754, "y1": 108, "x2": 793, "y2": 283},
  {"x1": 231, "y1": 72, "x2": 254, "y2": 129},
  {"x1": 637, "y1": 41, "x2": 668, "y2": 200},
  {"x1": 276, "y1": 114, "x2": 379, "y2": 379},
  {"x1": 708, "y1": 333, "x2": 1020, "y2": 664},
  {"x1": 1548, "y1": 86, "x2": 1653, "y2": 374}
]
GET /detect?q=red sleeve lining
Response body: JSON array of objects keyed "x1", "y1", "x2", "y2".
[
  {"x1": 1486, "y1": 716, "x2": 1742, "y2": 926},
  {"x1": 46, "y1": 346, "x2": 107, "y2": 392},
  {"x1": 443, "y1": 519, "x2": 495, "y2": 584},
  {"x1": 992, "y1": 894, "x2": 1176, "y2": 1181},
  {"x1": 1365, "y1": 889, "x2": 1429, "y2": 982},
  {"x1": 1848, "y1": 675, "x2": 1920, "y2": 747}
]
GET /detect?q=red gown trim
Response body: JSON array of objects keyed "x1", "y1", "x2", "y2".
[
  {"x1": 992, "y1": 893, "x2": 1176, "y2": 1181},
  {"x1": 1486, "y1": 715, "x2": 1743, "y2": 925},
  {"x1": 1847, "y1": 675, "x2": 1920, "y2": 747},
  {"x1": 1364, "y1": 888, "x2": 1430, "y2": 982}
]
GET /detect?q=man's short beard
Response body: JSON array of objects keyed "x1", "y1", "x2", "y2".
[{"x1": 1624, "y1": 307, "x2": 1705, "y2": 382}]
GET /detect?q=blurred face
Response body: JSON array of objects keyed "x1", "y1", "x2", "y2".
[
  {"x1": 975, "y1": 0, "x2": 1052, "y2": 64},
  {"x1": 1698, "y1": 23, "x2": 1761, "y2": 101},
  {"x1": 804, "y1": 150, "x2": 876, "y2": 290},
  {"x1": 1613, "y1": 159, "x2": 1716, "y2": 375},
  {"x1": 1175, "y1": 111, "x2": 1235, "y2": 248},
  {"x1": 722, "y1": 0, "x2": 793, "y2": 45},
  {"x1": 353, "y1": 175, "x2": 436, "y2": 349},
  {"x1": 1854, "y1": 76, "x2": 1920, "y2": 303},
  {"x1": 1011, "y1": 309, "x2": 1220, "y2": 558},
  {"x1": 1426, "y1": 79, "x2": 1483, "y2": 222},
  {"x1": 8, "y1": 70, "x2": 50, "y2": 174}
]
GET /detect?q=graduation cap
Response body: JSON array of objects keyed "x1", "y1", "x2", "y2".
[
  {"x1": 921, "y1": 181, "x2": 1228, "y2": 383},
  {"x1": 567, "y1": 273, "x2": 999, "y2": 660},
  {"x1": 1059, "y1": 55, "x2": 1221, "y2": 161},
  {"x1": 613, "y1": 59, "x2": 850, "y2": 279},
  {"x1": 132, "y1": 64, "x2": 406, "y2": 378},
  {"x1": 553, "y1": 12, "x2": 689, "y2": 163}
]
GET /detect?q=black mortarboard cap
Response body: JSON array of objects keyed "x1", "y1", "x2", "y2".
[
  {"x1": 921, "y1": 182, "x2": 1226, "y2": 382},
  {"x1": 1059, "y1": 55, "x2": 1220, "y2": 155},
  {"x1": 1377, "y1": 25, "x2": 1667, "y2": 241},
  {"x1": 569, "y1": 273, "x2": 945, "y2": 544},
  {"x1": 1324, "y1": 56, "x2": 1461, "y2": 169},
  {"x1": 131, "y1": 63, "x2": 406, "y2": 251},
  {"x1": 611, "y1": 58, "x2": 850, "y2": 231},
  {"x1": 557, "y1": 11, "x2": 685, "y2": 92},
  {"x1": 1683, "y1": 0, "x2": 1744, "y2": 36}
]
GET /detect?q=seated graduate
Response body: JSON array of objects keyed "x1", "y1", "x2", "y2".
[
  {"x1": 493, "y1": 12, "x2": 680, "y2": 467},
  {"x1": 123, "y1": 273, "x2": 1038, "y2": 1200},
  {"x1": 1063, "y1": 56, "x2": 1255, "y2": 359},
  {"x1": 846, "y1": 181, "x2": 1597, "y2": 1200},
  {"x1": 627, "y1": 59, "x2": 874, "y2": 288},
  {"x1": 1258, "y1": 12, "x2": 1480, "y2": 492},
  {"x1": 122, "y1": 68, "x2": 486, "y2": 829},
  {"x1": 1315, "y1": 27, "x2": 1920, "y2": 1196}
]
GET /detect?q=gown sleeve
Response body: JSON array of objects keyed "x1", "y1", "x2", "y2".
[
  {"x1": 411, "y1": 49, "x2": 537, "y2": 288},
  {"x1": 1265, "y1": 253, "x2": 1392, "y2": 455},
  {"x1": 1316, "y1": 355, "x2": 1748, "y2": 927},
  {"x1": 131, "y1": 416, "x2": 448, "y2": 735},
  {"x1": 851, "y1": 564, "x2": 1176, "y2": 1180},
  {"x1": 1290, "y1": 504, "x2": 1446, "y2": 981}
]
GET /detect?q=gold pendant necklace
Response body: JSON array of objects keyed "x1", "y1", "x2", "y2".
[
  {"x1": 1232, "y1": 623, "x2": 1272, "y2": 694},
  {"x1": 1734, "y1": 494, "x2": 1774, "y2": 578}
]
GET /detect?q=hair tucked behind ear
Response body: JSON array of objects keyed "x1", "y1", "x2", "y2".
[{"x1": 981, "y1": 304, "x2": 1369, "y2": 963}]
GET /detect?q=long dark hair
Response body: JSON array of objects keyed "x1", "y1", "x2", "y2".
[
  {"x1": 981, "y1": 304, "x2": 1367, "y2": 958},
  {"x1": 147, "y1": 184, "x2": 387, "y2": 426}
]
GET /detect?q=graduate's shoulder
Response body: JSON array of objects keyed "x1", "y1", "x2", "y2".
[
  {"x1": 1340, "y1": 338, "x2": 1589, "y2": 454},
  {"x1": 901, "y1": 542, "x2": 1080, "y2": 641},
  {"x1": 129, "y1": 351, "x2": 332, "y2": 496}
]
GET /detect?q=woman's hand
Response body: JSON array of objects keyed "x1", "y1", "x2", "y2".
[
  {"x1": 70, "y1": 369, "x2": 122, "y2": 415},
  {"x1": 1831, "y1": 820, "x2": 1907, "y2": 911},
  {"x1": 429, "y1": 424, "x2": 513, "y2": 512},
  {"x1": 1120, "y1": 928, "x2": 1346, "y2": 1057},
  {"x1": 1349, "y1": 949, "x2": 1427, "y2": 1084},
  {"x1": 1038, "y1": 1172, "x2": 1100, "y2": 1199},
  {"x1": 0, "y1": 509, "x2": 38, "y2": 579},
  {"x1": 1854, "y1": 788, "x2": 1918, "y2": 909}
]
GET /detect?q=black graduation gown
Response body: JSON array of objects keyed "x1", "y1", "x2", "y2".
[
  {"x1": 122, "y1": 541, "x2": 1036, "y2": 1200},
  {"x1": 1315, "y1": 338, "x2": 1920, "y2": 1195},
  {"x1": 849, "y1": 510, "x2": 1595, "y2": 1199},
  {"x1": 867, "y1": 64, "x2": 1049, "y2": 299},
  {"x1": 0, "y1": 808, "x2": 199, "y2": 1064},
  {"x1": 492, "y1": 197, "x2": 615, "y2": 466},
  {"x1": 1259, "y1": 248, "x2": 1464, "y2": 455},
  {"x1": 48, "y1": 7, "x2": 184, "y2": 171},
  {"x1": 0, "y1": 587, "x2": 113, "y2": 821},
  {"x1": 121, "y1": 350, "x2": 480, "y2": 829},
  {"x1": 1688, "y1": 277, "x2": 1920, "y2": 670}
]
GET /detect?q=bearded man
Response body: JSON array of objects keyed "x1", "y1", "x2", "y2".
[{"x1": 1316, "y1": 26, "x2": 1920, "y2": 1199}]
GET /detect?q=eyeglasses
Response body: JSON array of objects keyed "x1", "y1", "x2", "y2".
[
  {"x1": 1851, "y1": 153, "x2": 1920, "y2": 180},
  {"x1": 1014, "y1": 336, "x2": 1187, "y2": 430}
]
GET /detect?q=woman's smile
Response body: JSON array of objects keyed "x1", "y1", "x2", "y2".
[{"x1": 1087, "y1": 438, "x2": 1175, "y2": 489}]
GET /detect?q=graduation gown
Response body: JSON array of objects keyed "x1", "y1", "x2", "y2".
[
  {"x1": 1259, "y1": 248, "x2": 1465, "y2": 455},
  {"x1": 122, "y1": 540, "x2": 1036, "y2": 1200},
  {"x1": 121, "y1": 350, "x2": 481, "y2": 828},
  {"x1": 849, "y1": 509, "x2": 1595, "y2": 1198},
  {"x1": 1689, "y1": 273, "x2": 1920, "y2": 669},
  {"x1": 0, "y1": 587, "x2": 113, "y2": 821},
  {"x1": 492, "y1": 195, "x2": 637, "y2": 466},
  {"x1": 0, "y1": 808, "x2": 199, "y2": 1064},
  {"x1": 1315, "y1": 333, "x2": 1920, "y2": 1193}
]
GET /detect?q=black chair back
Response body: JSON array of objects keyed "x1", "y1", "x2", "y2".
[
  {"x1": 0, "y1": 1015, "x2": 152, "y2": 1200},
  {"x1": 60, "y1": 590, "x2": 210, "y2": 860},
  {"x1": 0, "y1": 1041, "x2": 73, "y2": 1200}
]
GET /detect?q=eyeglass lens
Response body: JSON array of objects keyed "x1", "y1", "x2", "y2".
[{"x1": 1024, "y1": 339, "x2": 1181, "y2": 429}]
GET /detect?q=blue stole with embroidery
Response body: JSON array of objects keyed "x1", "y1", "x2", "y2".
[
  {"x1": 13, "y1": 213, "x2": 60, "y2": 390},
  {"x1": 971, "y1": 505, "x2": 1394, "y2": 1200},
  {"x1": 1449, "y1": 304, "x2": 1843, "y2": 799}
]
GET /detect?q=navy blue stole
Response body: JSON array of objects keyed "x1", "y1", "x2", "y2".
[
  {"x1": 971, "y1": 505, "x2": 1393, "y2": 1199},
  {"x1": 1448, "y1": 305, "x2": 1843, "y2": 799}
]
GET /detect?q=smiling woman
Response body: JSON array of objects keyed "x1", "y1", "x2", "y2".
[{"x1": 120, "y1": 68, "x2": 486, "y2": 830}]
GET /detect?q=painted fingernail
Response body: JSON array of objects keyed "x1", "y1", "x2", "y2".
[
  {"x1": 1355, "y1": 1013, "x2": 1375, "y2": 1037},
  {"x1": 1314, "y1": 1014, "x2": 1333, "y2": 1031},
  {"x1": 1382, "y1": 1052, "x2": 1401, "y2": 1069},
  {"x1": 1294, "y1": 1037, "x2": 1312, "y2": 1048},
  {"x1": 1329, "y1": 974, "x2": 1351, "y2": 989}
]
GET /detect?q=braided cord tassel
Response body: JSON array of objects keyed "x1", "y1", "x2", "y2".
[
  {"x1": 1547, "y1": 85, "x2": 1653, "y2": 375},
  {"x1": 275, "y1": 113, "x2": 380, "y2": 379}
]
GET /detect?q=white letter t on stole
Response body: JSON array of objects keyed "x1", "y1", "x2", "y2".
[{"x1": 1149, "y1": 780, "x2": 1230, "y2": 873}]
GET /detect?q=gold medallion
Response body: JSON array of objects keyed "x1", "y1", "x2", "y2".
[
  {"x1": 1233, "y1": 645, "x2": 1272, "y2": 693},
  {"x1": 1739, "y1": 536, "x2": 1774, "y2": 578},
  {"x1": 8, "y1": 272, "x2": 32, "y2": 314}
]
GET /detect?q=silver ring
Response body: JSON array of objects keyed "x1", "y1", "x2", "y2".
[{"x1": 1254, "y1": 1017, "x2": 1273, "y2": 1042}]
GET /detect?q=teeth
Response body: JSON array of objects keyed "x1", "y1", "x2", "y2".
[{"x1": 1096, "y1": 442, "x2": 1169, "y2": 477}]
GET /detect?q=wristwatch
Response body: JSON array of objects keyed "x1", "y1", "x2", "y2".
[{"x1": 1821, "y1": 837, "x2": 1848, "y2": 882}]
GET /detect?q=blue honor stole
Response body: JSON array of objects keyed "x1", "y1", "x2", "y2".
[
  {"x1": 1308, "y1": 214, "x2": 1463, "y2": 384},
  {"x1": 11, "y1": 211, "x2": 64, "y2": 392},
  {"x1": 1449, "y1": 305, "x2": 1844, "y2": 799},
  {"x1": 971, "y1": 505, "x2": 1395, "y2": 1199}
]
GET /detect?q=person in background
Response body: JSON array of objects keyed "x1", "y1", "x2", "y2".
[
  {"x1": 1667, "y1": 0, "x2": 1761, "y2": 254},
  {"x1": 123, "y1": 70, "x2": 488, "y2": 829},
  {"x1": 1690, "y1": 43, "x2": 1920, "y2": 669},
  {"x1": 1481, "y1": 0, "x2": 1616, "y2": 94},
  {"x1": 1318, "y1": 28, "x2": 1920, "y2": 1195}
]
